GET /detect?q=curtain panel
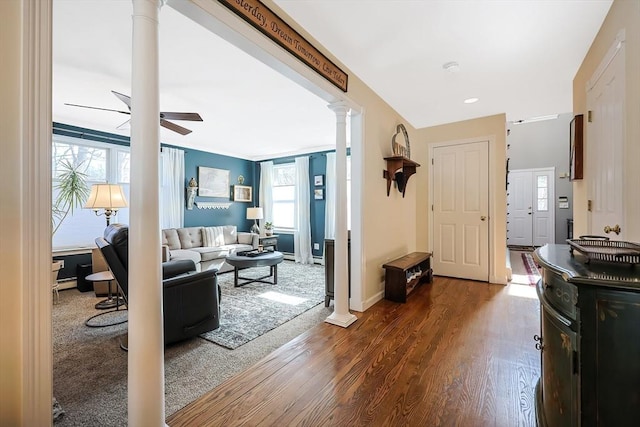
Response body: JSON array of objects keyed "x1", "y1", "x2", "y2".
[
  {"x1": 259, "y1": 161, "x2": 274, "y2": 229},
  {"x1": 294, "y1": 156, "x2": 314, "y2": 264},
  {"x1": 160, "y1": 147, "x2": 184, "y2": 229}
]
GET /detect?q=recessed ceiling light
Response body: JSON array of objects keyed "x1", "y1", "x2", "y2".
[
  {"x1": 464, "y1": 97, "x2": 479, "y2": 104},
  {"x1": 442, "y1": 61, "x2": 460, "y2": 73}
]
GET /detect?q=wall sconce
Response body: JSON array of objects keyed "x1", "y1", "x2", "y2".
[{"x1": 84, "y1": 183, "x2": 128, "y2": 226}]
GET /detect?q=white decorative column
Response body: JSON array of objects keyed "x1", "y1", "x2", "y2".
[
  {"x1": 326, "y1": 102, "x2": 357, "y2": 328},
  {"x1": 129, "y1": 0, "x2": 165, "y2": 425}
]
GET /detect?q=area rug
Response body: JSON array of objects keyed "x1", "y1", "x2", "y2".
[
  {"x1": 521, "y1": 252, "x2": 541, "y2": 286},
  {"x1": 200, "y1": 260, "x2": 325, "y2": 349}
]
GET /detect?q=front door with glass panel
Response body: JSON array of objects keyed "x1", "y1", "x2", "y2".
[{"x1": 507, "y1": 168, "x2": 555, "y2": 246}]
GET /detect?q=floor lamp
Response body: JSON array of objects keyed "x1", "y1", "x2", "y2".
[
  {"x1": 84, "y1": 183, "x2": 128, "y2": 226},
  {"x1": 84, "y1": 183, "x2": 128, "y2": 310}
]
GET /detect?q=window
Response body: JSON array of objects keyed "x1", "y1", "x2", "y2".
[
  {"x1": 52, "y1": 135, "x2": 130, "y2": 251},
  {"x1": 537, "y1": 175, "x2": 548, "y2": 211},
  {"x1": 272, "y1": 163, "x2": 296, "y2": 230}
]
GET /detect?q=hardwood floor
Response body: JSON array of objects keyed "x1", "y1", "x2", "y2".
[{"x1": 167, "y1": 278, "x2": 540, "y2": 426}]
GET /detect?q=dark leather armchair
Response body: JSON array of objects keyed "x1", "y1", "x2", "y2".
[{"x1": 96, "y1": 224, "x2": 220, "y2": 345}]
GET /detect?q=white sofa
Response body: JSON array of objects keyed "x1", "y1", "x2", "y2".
[{"x1": 162, "y1": 225, "x2": 258, "y2": 273}]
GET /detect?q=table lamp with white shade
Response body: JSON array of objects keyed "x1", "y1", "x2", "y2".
[
  {"x1": 246, "y1": 207, "x2": 263, "y2": 235},
  {"x1": 84, "y1": 183, "x2": 128, "y2": 226}
]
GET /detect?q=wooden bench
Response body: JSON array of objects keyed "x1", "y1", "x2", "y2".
[{"x1": 383, "y1": 252, "x2": 433, "y2": 303}]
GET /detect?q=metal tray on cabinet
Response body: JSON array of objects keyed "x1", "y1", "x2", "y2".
[{"x1": 567, "y1": 236, "x2": 640, "y2": 265}]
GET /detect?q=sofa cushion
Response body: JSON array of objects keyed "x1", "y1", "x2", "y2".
[
  {"x1": 203, "y1": 226, "x2": 225, "y2": 247},
  {"x1": 237, "y1": 232, "x2": 253, "y2": 245},
  {"x1": 177, "y1": 227, "x2": 203, "y2": 249},
  {"x1": 162, "y1": 228, "x2": 181, "y2": 250},
  {"x1": 169, "y1": 249, "x2": 201, "y2": 265},
  {"x1": 191, "y1": 246, "x2": 231, "y2": 262},
  {"x1": 222, "y1": 225, "x2": 237, "y2": 245}
]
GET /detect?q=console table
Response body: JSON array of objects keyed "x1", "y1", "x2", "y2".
[
  {"x1": 383, "y1": 252, "x2": 432, "y2": 303},
  {"x1": 533, "y1": 244, "x2": 640, "y2": 426}
]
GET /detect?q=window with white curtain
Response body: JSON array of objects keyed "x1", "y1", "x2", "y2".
[
  {"x1": 272, "y1": 163, "x2": 296, "y2": 230},
  {"x1": 52, "y1": 135, "x2": 130, "y2": 251}
]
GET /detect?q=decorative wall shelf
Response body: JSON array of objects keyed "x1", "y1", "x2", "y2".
[
  {"x1": 383, "y1": 156, "x2": 421, "y2": 197},
  {"x1": 195, "y1": 202, "x2": 232, "y2": 210}
]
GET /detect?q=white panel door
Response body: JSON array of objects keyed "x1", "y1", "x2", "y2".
[
  {"x1": 587, "y1": 44, "x2": 625, "y2": 239},
  {"x1": 433, "y1": 141, "x2": 489, "y2": 281},
  {"x1": 507, "y1": 170, "x2": 533, "y2": 246},
  {"x1": 507, "y1": 168, "x2": 555, "y2": 247}
]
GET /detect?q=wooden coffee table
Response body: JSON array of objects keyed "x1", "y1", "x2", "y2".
[{"x1": 225, "y1": 251, "x2": 284, "y2": 287}]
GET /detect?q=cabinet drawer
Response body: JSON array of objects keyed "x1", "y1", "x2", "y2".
[
  {"x1": 542, "y1": 269, "x2": 578, "y2": 320},
  {"x1": 260, "y1": 237, "x2": 277, "y2": 246}
]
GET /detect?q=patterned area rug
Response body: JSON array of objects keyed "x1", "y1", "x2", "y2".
[
  {"x1": 200, "y1": 260, "x2": 325, "y2": 349},
  {"x1": 521, "y1": 252, "x2": 541, "y2": 286}
]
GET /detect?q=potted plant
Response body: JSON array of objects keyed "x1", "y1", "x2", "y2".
[
  {"x1": 51, "y1": 159, "x2": 90, "y2": 279},
  {"x1": 264, "y1": 221, "x2": 274, "y2": 236},
  {"x1": 52, "y1": 159, "x2": 90, "y2": 236}
]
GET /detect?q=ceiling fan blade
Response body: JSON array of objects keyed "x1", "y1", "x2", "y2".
[
  {"x1": 116, "y1": 119, "x2": 131, "y2": 130},
  {"x1": 160, "y1": 112, "x2": 203, "y2": 122},
  {"x1": 64, "y1": 103, "x2": 131, "y2": 115},
  {"x1": 111, "y1": 90, "x2": 132, "y2": 109},
  {"x1": 161, "y1": 119, "x2": 192, "y2": 135}
]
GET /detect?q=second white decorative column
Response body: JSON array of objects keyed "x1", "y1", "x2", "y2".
[{"x1": 326, "y1": 102, "x2": 357, "y2": 328}]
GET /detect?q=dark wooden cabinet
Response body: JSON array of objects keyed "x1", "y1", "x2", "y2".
[
  {"x1": 324, "y1": 237, "x2": 350, "y2": 307},
  {"x1": 382, "y1": 252, "x2": 432, "y2": 303},
  {"x1": 534, "y1": 244, "x2": 640, "y2": 427}
]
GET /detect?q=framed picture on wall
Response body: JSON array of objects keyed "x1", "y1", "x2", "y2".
[
  {"x1": 233, "y1": 185, "x2": 252, "y2": 202},
  {"x1": 570, "y1": 114, "x2": 584, "y2": 181},
  {"x1": 198, "y1": 167, "x2": 230, "y2": 198},
  {"x1": 314, "y1": 175, "x2": 324, "y2": 186},
  {"x1": 314, "y1": 188, "x2": 324, "y2": 200}
]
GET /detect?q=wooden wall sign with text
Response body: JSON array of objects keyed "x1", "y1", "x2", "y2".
[{"x1": 218, "y1": 0, "x2": 348, "y2": 92}]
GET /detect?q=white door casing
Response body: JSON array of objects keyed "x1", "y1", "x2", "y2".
[
  {"x1": 432, "y1": 141, "x2": 489, "y2": 281},
  {"x1": 586, "y1": 32, "x2": 625, "y2": 239}
]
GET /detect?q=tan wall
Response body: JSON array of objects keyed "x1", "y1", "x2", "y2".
[
  {"x1": 0, "y1": 1, "x2": 24, "y2": 424},
  {"x1": 414, "y1": 114, "x2": 509, "y2": 283},
  {"x1": 572, "y1": 0, "x2": 640, "y2": 240},
  {"x1": 266, "y1": 1, "x2": 419, "y2": 304}
]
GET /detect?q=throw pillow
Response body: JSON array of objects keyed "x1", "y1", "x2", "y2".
[{"x1": 202, "y1": 226, "x2": 225, "y2": 247}]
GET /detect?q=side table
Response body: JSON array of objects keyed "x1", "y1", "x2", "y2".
[
  {"x1": 84, "y1": 270, "x2": 127, "y2": 328},
  {"x1": 259, "y1": 234, "x2": 278, "y2": 251},
  {"x1": 86, "y1": 270, "x2": 125, "y2": 309}
]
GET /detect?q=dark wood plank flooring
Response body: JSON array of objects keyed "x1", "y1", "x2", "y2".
[{"x1": 167, "y1": 278, "x2": 540, "y2": 426}]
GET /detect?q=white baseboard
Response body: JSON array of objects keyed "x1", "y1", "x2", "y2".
[
  {"x1": 282, "y1": 253, "x2": 324, "y2": 266},
  {"x1": 58, "y1": 279, "x2": 77, "y2": 290}
]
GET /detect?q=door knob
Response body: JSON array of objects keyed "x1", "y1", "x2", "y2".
[
  {"x1": 481, "y1": 216, "x2": 487, "y2": 221},
  {"x1": 604, "y1": 224, "x2": 621, "y2": 235}
]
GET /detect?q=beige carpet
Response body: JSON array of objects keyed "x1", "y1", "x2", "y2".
[{"x1": 53, "y1": 266, "x2": 332, "y2": 426}]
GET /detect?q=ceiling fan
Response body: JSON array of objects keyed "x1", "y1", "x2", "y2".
[{"x1": 65, "y1": 90, "x2": 203, "y2": 135}]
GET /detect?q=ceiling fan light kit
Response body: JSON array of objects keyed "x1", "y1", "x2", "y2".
[{"x1": 65, "y1": 90, "x2": 203, "y2": 135}]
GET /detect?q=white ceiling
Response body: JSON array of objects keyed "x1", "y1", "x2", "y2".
[{"x1": 53, "y1": 0, "x2": 612, "y2": 160}]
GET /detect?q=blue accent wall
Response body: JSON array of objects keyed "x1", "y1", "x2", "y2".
[
  {"x1": 181, "y1": 146, "x2": 255, "y2": 231},
  {"x1": 53, "y1": 122, "x2": 336, "y2": 269}
]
